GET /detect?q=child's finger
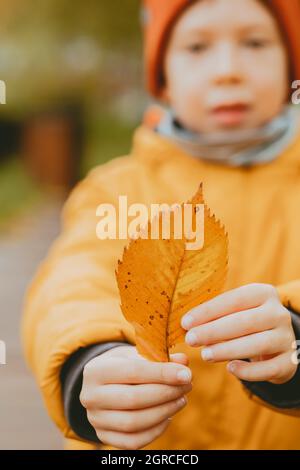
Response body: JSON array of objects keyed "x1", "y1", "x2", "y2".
[
  {"x1": 226, "y1": 352, "x2": 296, "y2": 383},
  {"x1": 95, "y1": 357, "x2": 192, "y2": 385},
  {"x1": 88, "y1": 395, "x2": 187, "y2": 433},
  {"x1": 181, "y1": 283, "x2": 277, "y2": 329},
  {"x1": 200, "y1": 329, "x2": 284, "y2": 363},
  {"x1": 95, "y1": 418, "x2": 170, "y2": 450},
  {"x1": 170, "y1": 353, "x2": 189, "y2": 366},
  {"x1": 185, "y1": 304, "x2": 276, "y2": 347},
  {"x1": 84, "y1": 383, "x2": 192, "y2": 410}
]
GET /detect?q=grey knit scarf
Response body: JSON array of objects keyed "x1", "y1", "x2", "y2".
[{"x1": 155, "y1": 105, "x2": 298, "y2": 167}]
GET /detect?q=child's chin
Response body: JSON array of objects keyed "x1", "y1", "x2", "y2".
[{"x1": 204, "y1": 122, "x2": 247, "y2": 134}]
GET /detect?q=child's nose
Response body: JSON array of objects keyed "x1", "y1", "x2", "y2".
[{"x1": 212, "y1": 42, "x2": 244, "y2": 85}]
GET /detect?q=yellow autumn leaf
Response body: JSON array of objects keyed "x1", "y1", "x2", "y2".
[{"x1": 115, "y1": 184, "x2": 228, "y2": 362}]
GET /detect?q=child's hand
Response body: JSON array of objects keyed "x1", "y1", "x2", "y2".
[
  {"x1": 181, "y1": 284, "x2": 297, "y2": 385},
  {"x1": 80, "y1": 345, "x2": 192, "y2": 450}
]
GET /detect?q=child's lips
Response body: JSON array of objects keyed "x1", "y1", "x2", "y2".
[{"x1": 210, "y1": 103, "x2": 251, "y2": 126}]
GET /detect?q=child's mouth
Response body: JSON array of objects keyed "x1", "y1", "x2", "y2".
[{"x1": 211, "y1": 103, "x2": 250, "y2": 127}]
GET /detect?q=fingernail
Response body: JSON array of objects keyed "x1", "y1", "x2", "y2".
[
  {"x1": 201, "y1": 348, "x2": 214, "y2": 361},
  {"x1": 177, "y1": 396, "x2": 187, "y2": 407},
  {"x1": 185, "y1": 331, "x2": 198, "y2": 346},
  {"x1": 181, "y1": 315, "x2": 193, "y2": 330},
  {"x1": 177, "y1": 369, "x2": 192, "y2": 383},
  {"x1": 227, "y1": 362, "x2": 236, "y2": 373}
]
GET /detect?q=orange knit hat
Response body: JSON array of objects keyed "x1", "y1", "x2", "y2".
[{"x1": 141, "y1": 0, "x2": 300, "y2": 98}]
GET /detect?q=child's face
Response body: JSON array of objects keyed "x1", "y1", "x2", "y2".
[{"x1": 161, "y1": 0, "x2": 289, "y2": 133}]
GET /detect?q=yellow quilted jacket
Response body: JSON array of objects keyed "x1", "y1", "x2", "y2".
[{"x1": 22, "y1": 123, "x2": 300, "y2": 450}]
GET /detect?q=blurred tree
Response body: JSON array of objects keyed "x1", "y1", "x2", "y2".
[
  {"x1": 0, "y1": 0, "x2": 143, "y2": 115},
  {"x1": 7, "y1": 0, "x2": 140, "y2": 47}
]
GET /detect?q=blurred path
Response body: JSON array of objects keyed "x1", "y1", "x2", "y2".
[{"x1": 0, "y1": 201, "x2": 64, "y2": 449}]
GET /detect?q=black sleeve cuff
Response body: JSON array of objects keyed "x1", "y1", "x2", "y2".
[
  {"x1": 241, "y1": 309, "x2": 300, "y2": 409},
  {"x1": 60, "y1": 342, "x2": 132, "y2": 443}
]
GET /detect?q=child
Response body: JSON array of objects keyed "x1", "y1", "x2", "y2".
[{"x1": 22, "y1": 0, "x2": 300, "y2": 450}]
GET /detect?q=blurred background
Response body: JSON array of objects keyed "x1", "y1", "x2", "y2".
[{"x1": 0, "y1": 0, "x2": 147, "y2": 449}]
